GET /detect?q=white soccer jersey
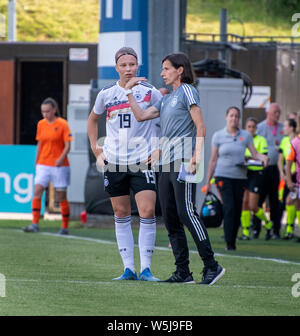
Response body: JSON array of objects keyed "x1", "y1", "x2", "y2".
[{"x1": 93, "y1": 81, "x2": 162, "y2": 165}]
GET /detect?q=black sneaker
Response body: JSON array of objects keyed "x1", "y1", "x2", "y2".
[
  {"x1": 282, "y1": 233, "x2": 293, "y2": 240},
  {"x1": 238, "y1": 234, "x2": 250, "y2": 241},
  {"x1": 252, "y1": 231, "x2": 259, "y2": 239},
  {"x1": 225, "y1": 244, "x2": 236, "y2": 251},
  {"x1": 265, "y1": 229, "x2": 272, "y2": 241},
  {"x1": 199, "y1": 264, "x2": 226, "y2": 286},
  {"x1": 163, "y1": 271, "x2": 195, "y2": 284}
]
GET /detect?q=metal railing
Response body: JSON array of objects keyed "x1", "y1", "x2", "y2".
[{"x1": 184, "y1": 32, "x2": 300, "y2": 44}]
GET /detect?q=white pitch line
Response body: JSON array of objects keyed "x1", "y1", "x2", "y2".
[
  {"x1": 7, "y1": 278, "x2": 122, "y2": 286},
  {"x1": 14, "y1": 230, "x2": 300, "y2": 266},
  {"x1": 39, "y1": 231, "x2": 115, "y2": 245},
  {"x1": 5, "y1": 278, "x2": 291, "y2": 290}
]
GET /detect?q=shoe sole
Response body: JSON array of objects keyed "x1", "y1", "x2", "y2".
[
  {"x1": 162, "y1": 280, "x2": 196, "y2": 284},
  {"x1": 139, "y1": 277, "x2": 160, "y2": 282},
  {"x1": 208, "y1": 268, "x2": 226, "y2": 286},
  {"x1": 22, "y1": 228, "x2": 39, "y2": 233},
  {"x1": 112, "y1": 277, "x2": 137, "y2": 281},
  {"x1": 138, "y1": 274, "x2": 160, "y2": 281}
]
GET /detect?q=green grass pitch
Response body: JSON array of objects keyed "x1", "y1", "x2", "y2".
[{"x1": 0, "y1": 219, "x2": 299, "y2": 316}]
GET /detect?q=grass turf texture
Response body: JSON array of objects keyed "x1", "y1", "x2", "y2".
[
  {"x1": 186, "y1": 0, "x2": 300, "y2": 39},
  {"x1": 0, "y1": 219, "x2": 299, "y2": 316}
]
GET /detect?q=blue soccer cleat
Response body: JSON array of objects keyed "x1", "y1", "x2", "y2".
[
  {"x1": 59, "y1": 228, "x2": 69, "y2": 235},
  {"x1": 112, "y1": 268, "x2": 138, "y2": 281},
  {"x1": 138, "y1": 268, "x2": 160, "y2": 282},
  {"x1": 23, "y1": 223, "x2": 39, "y2": 233}
]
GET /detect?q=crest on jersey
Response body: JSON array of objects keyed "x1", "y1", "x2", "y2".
[
  {"x1": 134, "y1": 92, "x2": 142, "y2": 102},
  {"x1": 104, "y1": 176, "x2": 109, "y2": 187},
  {"x1": 170, "y1": 96, "x2": 178, "y2": 107}
]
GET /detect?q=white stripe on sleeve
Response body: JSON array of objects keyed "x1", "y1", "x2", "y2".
[{"x1": 182, "y1": 84, "x2": 197, "y2": 106}]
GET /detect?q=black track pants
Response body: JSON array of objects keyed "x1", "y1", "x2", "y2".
[
  {"x1": 215, "y1": 177, "x2": 246, "y2": 249},
  {"x1": 158, "y1": 165, "x2": 216, "y2": 274},
  {"x1": 252, "y1": 165, "x2": 281, "y2": 236}
]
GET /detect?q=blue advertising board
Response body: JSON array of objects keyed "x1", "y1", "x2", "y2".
[{"x1": 0, "y1": 145, "x2": 44, "y2": 214}]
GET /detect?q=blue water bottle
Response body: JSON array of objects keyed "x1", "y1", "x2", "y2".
[{"x1": 202, "y1": 205, "x2": 210, "y2": 217}]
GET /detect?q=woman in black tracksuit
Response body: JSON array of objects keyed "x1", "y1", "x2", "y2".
[{"x1": 126, "y1": 52, "x2": 225, "y2": 285}]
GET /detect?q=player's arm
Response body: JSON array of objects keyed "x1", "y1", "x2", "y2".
[
  {"x1": 188, "y1": 105, "x2": 206, "y2": 174},
  {"x1": 55, "y1": 122, "x2": 73, "y2": 166},
  {"x1": 125, "y1": 77, "x2": 160, "y2": 122},
  {"x1": 248, "y1": 143, "x2": 269, "y2": 167},
  {"x1": 277, "y1": 152, "x2": 285, "y2": 180},
  {"x1": 206, "y1": 146, "x2": 218, "y2": 192},
  {"x1": 87, "y1": 109, "x2": 106, "y2": 165},
  {"x1": 286, "y1": 160, "x2": 294, "y2": 191},
  {"x1": 55, "y1": 141, "x2": 71, "y2": 167},
  {"x1": 286, "y1": 146, "x2": 296, "y2": 191},
  {"x1": 35, "y1": 141, "x2": 41, "y2": 167}
]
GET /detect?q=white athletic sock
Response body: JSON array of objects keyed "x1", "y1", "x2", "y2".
[
  {"x1": 114, "y1": 215, "x2": 135, "y2": 273},
  {"x1": 139, "y1": 217, "x2": 156, "y2": 273}
]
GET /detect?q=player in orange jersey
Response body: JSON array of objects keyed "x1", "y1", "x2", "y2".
[{"x1": 23, "y1": 98, "x2": 73, "y2": 235}]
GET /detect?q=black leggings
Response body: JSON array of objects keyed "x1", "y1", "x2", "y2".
[
  {"x1": 215, "y1": 177, "x2": 247, "y2": 249},
  {"x1": 158, "y1": 163, "x2": 216, "y2": 274},
  {"x1": 252, "y1": 165, "x2": 280, "y2": 236}
]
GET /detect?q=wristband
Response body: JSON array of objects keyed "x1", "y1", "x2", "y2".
[{"x1": 124, "y1": 89, "x2": 133, "y2": 96}]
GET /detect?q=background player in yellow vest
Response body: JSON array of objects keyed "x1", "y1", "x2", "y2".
[
  {"x1": 241, "y1": 118, "x2": 272, "y2": 240},
  {"x1": 278, "y1": 118, "x2": 297, "y2": 239}
]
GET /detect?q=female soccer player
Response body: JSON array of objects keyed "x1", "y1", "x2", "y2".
[
  {"x1": 279, "y1": 118, "x2": 297, "y2": 239},
  {"x1": 23, "y1": 98, "x2": 73, "y2": 235},
  {"x1": 88, "y1": 47, "x2": 162, "y2": 281},
  {"x1": 125, "y1": 52, "x2": 225, "y2": 285},
  {"x1": 240, "y1": 117, "x2": 271, "y2": 240}
]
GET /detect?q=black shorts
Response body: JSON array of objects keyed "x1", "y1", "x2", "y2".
[
  {"x1": 246, "y1": 169, "x2": 264, "y2": 194},
  {"x1": 104, "y1": 165, "x2": 156, "y2": 197}
]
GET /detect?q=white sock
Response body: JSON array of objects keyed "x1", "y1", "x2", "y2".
[
  {"x1": 139, "y1": 217, "x2": 156, "y2": 273},
  {"x1": 114, "y1": 215, "x2": 135, "y2": 273}
]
